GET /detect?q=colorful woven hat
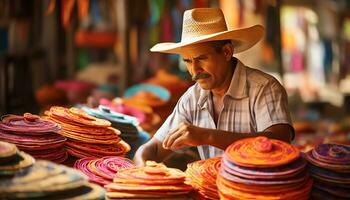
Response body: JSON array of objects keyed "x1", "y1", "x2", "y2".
[
  {"x1": 0, "y1": 160, "x2": 105, "y2": 199},
  {"x1": 217, "y1": 136, "x2": 312, "y2": 200},
  {"x1": 66, "y1": 140, "x2": 129, "y2": 158},
  {"x1": 74, "y1": 156, "x2": 134, "y2": 186},
  {"x1": 99, "y1": 99, "x2": 147, "y2": 123},
  {"x1": 305, "y1": 143, "x2": 350, "y2": 198},
  {"x1": 225, "y1": 136, "x2": 300, "y2": 168},
  {"x1": 0, "y1": 131, "x2": 66, "y2": 150},
  {"x1": 105, "y1": 161, "x2": 192, "y2": 199},
  {"x1": 0, "y1": 113, "x2": 60, "y2": 133},
  {"x1": 306, "y1": 149, "x2": 350, "y2": 172},
  {"x1": 312, "y1": 143, "x2": 350, "y2": 164},
  {"x1": 217, "y1": 174, "x2": 312, "y2": 200},
  {"x1": 186, "y1": 157, "x2": 220, "y2": 199},
  {"x1": 0, "y1": 141, "x2": 17, "y2": 163},
  {"x1": 124, "y1": 84, "x2": 170, "y2": 103},
  {"x1": 47, "y1": 106, "x2": 111, "y2": 127},
  {"x1": 45, "y1": 106, "x2": 130, "y2": 159},
  {"x1": 0, "y1": 151, "x2": 35, "y2": 175},
  {"x1": 221, "y1": 156, "x2": 307, "y2": 179},
  {"x1": 0, "y1": 114, "x2": 67, "y2": 163},
  {"x1": 74, "y1": 157, "x2": 110, "y2": 185},
  {"x1": 84, "y1": 105, "x2": 139, "y2": 126}
]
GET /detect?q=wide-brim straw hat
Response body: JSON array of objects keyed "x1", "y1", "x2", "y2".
[{"x1": 150, "y1": 8, "x2": 265, "y2": 54}]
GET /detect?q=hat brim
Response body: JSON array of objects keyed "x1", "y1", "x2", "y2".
[{"x1": 150, "y1": 25, "x2": 264, "y2": 54}]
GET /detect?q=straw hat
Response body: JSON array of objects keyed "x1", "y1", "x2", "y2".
[{"x1": 150, "y1": 8, "x2": 265, "y2": 54}]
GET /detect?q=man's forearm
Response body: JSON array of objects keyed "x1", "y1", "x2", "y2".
[{"x1": 206, "y1": 126, "x2": 292, "y2": 150}]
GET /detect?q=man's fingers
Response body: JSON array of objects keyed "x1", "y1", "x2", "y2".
[
  {"x1": 163, "y1": 129, "x2": 183, "y2": 149},
  {"x1": 163, "y1": 131, "x2": 179, "y2": 149},
  {"x1": 168, "y1": 125, "x2": 180, "y2": 135},
  {"x1": 163, "y1": 124, "x2": 186, "y2": 148},
  {"x1": 169, "y1": 135, "x2": 187, "y2": 150},
  {"x1": 163, "y1": 126, "x2": 180, "y2": 148}
]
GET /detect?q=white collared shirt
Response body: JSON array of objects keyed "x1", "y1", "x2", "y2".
[{"x1": 154, "y1": 59, "x2": 293, "y2": 160}]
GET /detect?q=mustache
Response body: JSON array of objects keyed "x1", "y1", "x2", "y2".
[{"x1": 192, "y1": 73, "x2": 210, "y2": 81}]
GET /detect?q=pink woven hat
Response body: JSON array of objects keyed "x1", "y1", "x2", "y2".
[{"x1": 150, "y1": 7, "x2": 264, "y2": 54}]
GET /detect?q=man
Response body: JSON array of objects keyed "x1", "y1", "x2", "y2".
[{"x1": 134, "y1": 8, "x2": 294, "y2": 165}]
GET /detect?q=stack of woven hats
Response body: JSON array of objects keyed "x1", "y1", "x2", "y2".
[
  {"x1": 186, "y1": 157, "x2": 221, "y2": 199},
  {"x1": 306, "y1": 143, "x2": 350, "y2": 199},
  {"x1": 105, "y1": 161, "x2": 193, "y2": 199},
  {"x1": 82, "y1": 105, "x2": 150, "y2": 158},
  {"x1": 0, "y1": 113, "x2": 67, "y2": 163},
  {"x1": 217, "y1": 136, "x2": 312, "y2": 200},
  {"x1": 0, "y1": 141, "x2": 34, "y2": 176},
  {"x1": 45, "y1": 106, "x2": 130, "y2": 158},
  {"x1": 0, "y1": 141, "x2": 105, "y2": 199},
  {"x1": 74, "y1": 156, "x2": 134, "y2": 186},
  {"x1": 123, "y1": 84, "x2": 170, "y2": 133}
]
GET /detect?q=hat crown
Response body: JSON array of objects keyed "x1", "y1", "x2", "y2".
[{"x1": 181, "y1": 8, "x2": 228, "y2": 42}]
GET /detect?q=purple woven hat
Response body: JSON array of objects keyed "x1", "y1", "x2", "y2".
[
  {"x1": 222, "y1": 155, "x2": 307, "y2": 179},
  {"x1": 312, "y1": 143, "x2": 350, "y2": 164},
  {"x1": 0, "y1": 113, "x2": 60, "y2": 134},
  {"x1": 308, "y1": 163, "x2": 350, "y2": 184},
  {"x1": 219, "y1": 167, "x2": 309, "y2": 186},
  {"x1": 306, "y1": 150, "x2": 350, "y2": 172},
  {"x1": 0, "y1": 131, "x2": 66, "y2": 148}
]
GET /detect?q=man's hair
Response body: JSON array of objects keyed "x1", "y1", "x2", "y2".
[{"x1": 210, "y1": 40, "x2": 232, "y2": 53}]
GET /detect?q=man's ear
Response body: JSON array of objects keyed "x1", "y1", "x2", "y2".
[{"x1": 222, "y1": 43, "x2": 234, "y2": 61}]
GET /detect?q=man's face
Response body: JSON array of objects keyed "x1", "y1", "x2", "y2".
[{"x1": 181, "y1": 42, "x2": 230, "y2": 90}]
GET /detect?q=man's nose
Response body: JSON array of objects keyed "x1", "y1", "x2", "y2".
[{"x1": 190, "y1": 60, "x2": 201, "y2": 74}]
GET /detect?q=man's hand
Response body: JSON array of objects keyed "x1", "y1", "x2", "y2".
[
  {"x1": 133, "y1": 138, "x2": 174, "y2": 167},
  {"x1": 162, "y1": 122, "x2": 208, "y2": 150},
  {"x1": 133, "y1": 152, "x2": 146, "y2": 167}
]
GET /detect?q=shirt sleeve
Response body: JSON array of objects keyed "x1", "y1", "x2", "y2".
[
  {"x1": 254, "y1": 80, "x2": 294, "y2": 140},
  {"x1": 153, "y1": 92, "x2": 192, "y2": 142}
]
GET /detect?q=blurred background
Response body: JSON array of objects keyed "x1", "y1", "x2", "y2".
[{"x1": 0, "y1": 0, "x2": 350, "y2": 150}]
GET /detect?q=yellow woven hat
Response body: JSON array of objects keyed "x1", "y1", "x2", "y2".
[{"x1": 150, "y1": 7, "x2": 265, "y2": 54}]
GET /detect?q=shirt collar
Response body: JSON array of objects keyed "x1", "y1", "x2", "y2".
[
  {"x1": 197, "y1": 86, "x2": 210, "y2": 109},
  {"x1": 197, "y1": 58, "x2": 248, "y2": 108},
  {"x1": 226, "y1": 59, "x2": 248, "y2": 99}
]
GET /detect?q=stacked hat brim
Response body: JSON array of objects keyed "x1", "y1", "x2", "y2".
[
  {"x1": 186, "y1": 157, "x2": 221, "y2": 199},
  {"x1": 123, "y1": 84, "x2": 170, "y2": 107},
  {"x1": 74, "y1": 156, "x2": 134, "y2": 186},
  {"x1": 0, "y1": 141, "x2": 105, "y2": 199},
  {"x1": 100, "y1": 98, "x2": 147, "y2": 123},
  {"x1": 82, "y1": 105, "x2": 151, "y2": 158},
  {"x1": 45, "y1": 106, "x2": 130, "y2": 159},
  {"x1": 0, "y1": 141, "x2": 35, "y2": 175},
  {"x1": 0, "y1": 160, "x2": 105, "y2": 199},
  {"x1": 105, "y1": 161, "x2": 193, "y2": 199},
  {"x1": 123, "y1": 84, "x2": 170, "y2": 132},
  {"x1": 145, "y1": 69, "x2": 190, "y2": 99},
  {"x1": 82, "y1": 105, "x2": 140, "y2": 139},
  {"x1": 217, "y1": 136, "x2": 312, "y2": 200},
  {"x1": 0, "y1": 113, "x2": 67, "y2": 163},
  {"x1": 305, "y1": 143, "x2": 350, "y2": 199},
  {"x1": 100, "y1": 98, "x2": 162, "y2": 133}
]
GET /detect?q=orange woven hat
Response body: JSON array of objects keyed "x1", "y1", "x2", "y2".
[{"x1": 150, "y1": 8, "x2": 264, "y2": 54}]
